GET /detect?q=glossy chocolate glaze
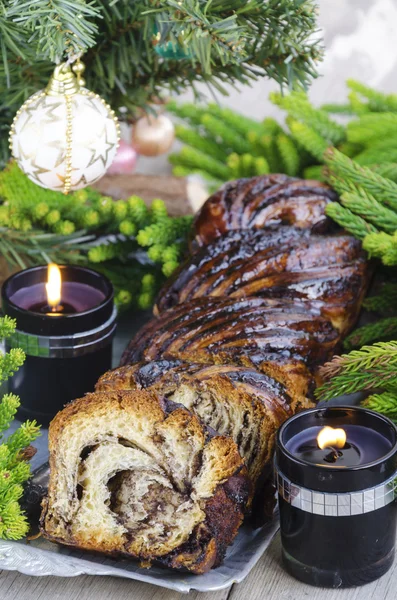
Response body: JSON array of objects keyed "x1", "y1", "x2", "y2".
[
  {"x1": 121, "y1": 297, "x2": 339, "y2": 371},
  {"x1": 192, "y1": 175, "x2": 338, "y2": 250},
  {"x1": 155, "y1": 228, "x2": 368, "y2": 334}
]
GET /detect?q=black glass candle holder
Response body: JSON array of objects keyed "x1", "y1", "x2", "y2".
[
  {"x1": 2, "y1": 265, "x2": 117, "y2": 426},
  {"x1": 275, "y1": 406, "x2": 397, "y2": 588}
]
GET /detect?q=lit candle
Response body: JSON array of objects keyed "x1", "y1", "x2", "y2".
[
  {"x1": 10, "y1": 263, "x2": 107, "y2": 317},
  {"x1": 46, "y1": 264, "x2": 62, "y2": 313},
  {"x1": 2, "y1": 265, "x2": 117, "y2": 425},
  {"x1": 285, "y1": 423, "x2": 391, "y2": 467},
  {"x1": 275, "y1": 406, "x2": 397, "y2": 588}
]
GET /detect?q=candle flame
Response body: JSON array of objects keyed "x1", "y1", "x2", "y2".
[
  {"x1": 46, "y1": 264, "x2": 62, "y2": 310},
  {"x1": 317, "y1": 426, "x2": 346, "y2": 450}
]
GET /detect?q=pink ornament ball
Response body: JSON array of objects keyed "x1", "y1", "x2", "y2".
[{"x1": 107, "y1": 140, "x2": 138, "y2": 175}]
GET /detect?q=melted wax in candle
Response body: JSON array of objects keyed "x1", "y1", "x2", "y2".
[
  {"x1": 285, "y1": 425, "x2": 392, "y2": 467},
  {"x1": 10, "y1": 282, "x2": 106, "y2": 314}
]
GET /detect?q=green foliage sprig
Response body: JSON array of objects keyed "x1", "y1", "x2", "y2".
[
  {"x1": 317, "y1": 341, "x2": 397, "y2": 401},
  {"x1": 0, "y1": 316, "x2": 41, "y2": 540},
  {"x1": 0, "y1": 162, "x2": 193, "y2": 311},
  {"x1": 316, "y1": 341, "x2": 397, "y2": 425}
]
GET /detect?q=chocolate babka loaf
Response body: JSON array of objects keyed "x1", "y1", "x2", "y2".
[
  {"x1": 41, "y1": 389, "x2": 251, "y2": 574},
  {"x1": 96, "y1": 360, "x2": 312, "y2": 487},
  {"x1": 155, "y1": 227, "x2": 368, "y2": 334},
  {"x1": 121, "y1": 296, "x2": 340, "y2": 397},
  {"x1": 192, "y1": 174, "x2": 338, "y2": 250},
  {"x1": 42, "y1": 175, "x2": 368, "y2": 573}
]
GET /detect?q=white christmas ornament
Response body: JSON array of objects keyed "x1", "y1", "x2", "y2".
[{"x1": 9, "y1": 63, "x2": 120, "y2": 194}]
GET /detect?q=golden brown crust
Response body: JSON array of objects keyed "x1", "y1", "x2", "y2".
[
  {"x1": 41, "y1": 389, "x2": 251, "y2": 574},
  {"x1": 96, "y1": 360, "x2": 313, "y2": 486}
]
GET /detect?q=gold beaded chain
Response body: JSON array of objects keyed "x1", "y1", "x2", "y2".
[{"x1": 63, "y1": 94, "x2": 73, "y2": 195}]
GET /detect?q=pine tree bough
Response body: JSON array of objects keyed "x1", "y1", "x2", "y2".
[
  {"x1": 0, "y1": 316, "x2": 40, "y2": 540},
  {"x1": 0, "y1": 0, "x2": 323, "y2": 165},
  {"x1": 317, "y1": 341, "x2": 397, "y2": 403}
]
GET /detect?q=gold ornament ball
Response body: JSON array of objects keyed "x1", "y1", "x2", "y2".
[{"x1": 132, "y1": 115, "x2": 175, "y2": 157}]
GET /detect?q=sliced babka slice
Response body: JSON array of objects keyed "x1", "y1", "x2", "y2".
[
  {"x1": 121, "y1": 297, "x2": 339, "y2": 397},
  {"x1": 96, "y1": 360, "x2": 312, "y2": 487},
  {"x1": 192, "y1": 175, "x2": 338, "y2": 250},
  {"x1": 155, "y1": 228, "x2": 368, "y2": 334},
  {"x1": 41, "y1": 389, "x2": 251, "y2": 574}
]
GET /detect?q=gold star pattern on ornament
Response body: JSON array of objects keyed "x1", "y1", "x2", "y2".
[
  {"x1": 17, "y1": 98, "x2": 64, "y2": 137},
  {"x1": 86, "y1": 126, "x2": 116, "y2": 169},
  {"x1": 46, "y1": 140, "x2": 66, "y2": 169},
  {"x1": 69, "y1": 172, "x2": 89, "y2": 188},
  {"x1": 16, "y1": 141, "x2": 50, "y2": 188}
]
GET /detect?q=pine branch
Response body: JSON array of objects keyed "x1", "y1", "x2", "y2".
[
  {"x1": 276, "y1": 133, "x2": 300, "y2": 176},
  {"x1": 0, "y1": 394, "x2": 19, "y2": 436},
  {"x1": 303, "y1": 165, "x2": 325, "y2": 180},
  {"x1": 363, "y1": 284, "x2": 397, "y2": 314},
  {"x1": 363, "y1": 231, "x2": 397, "y2": 267},
  {"x1": 325, "y1": 202, "x2": 378, "y2": 239},
  {"x1": 370, "y1": 163, "x2": 397, "y2": 183},
  {"x1": 339, "y1": 189, "x2": 397, "y2": 234},
  {"x1": 347, "y1": 80, "x2": 397, "y2": 113},
  {"x1": 347, "y1": 113, "x2": 397, "y2": 145},
  {"x1": 226, "y1": 152, "x2": 269, "y2": 178},
  {"x1": 200, "y1": 114, "x2": 252, "y2": 154},
  {"x1": 287, "y1": 118, "x2": 329, "y2": 161},
  {"x1": 6, "y1": 0, "x2": 100, "y2": 61},
  {"x1": 316, "y1": 341, "x2": 397, "y2": 401},
  {"x1": 353, "y1": 146, "x2": 397, "y2": 168},
  {"x1": 175, "y1": 125, "x2": 225, "y2": 162},
  {"x1": 167, "y1": 101, "x2": 210, "y2": 126},
  {"x1": 320, "y1": 103, "x2": 355, "y2": 115},
  {"x1": 0, "y1": 317, "x2": 42, "y2": 540},
  {"x1": 271, "y1": 91, "x2": 346, "y2": 145},
  {"x1": 6, "y1": 421, "x2": 40, "y2": 460},
  {"x1": 343, "y1": 317, "x2": 397, "y2": 350},
  {"x1": 324, "y1": 148, "x2": 397, "y2": 212},
  {"x1": 206, "y1": 103, "x2": 265, "y2": 138},
  {"x1": 169, "y1": 146, "x2": 230, "y2": 180},
  {"x1": 362, "y1": 392, "x2": 397, "y2": 422}
]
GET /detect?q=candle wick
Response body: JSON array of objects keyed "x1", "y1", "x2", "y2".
[{"x1": 323, "y1": 446, "x2": 343, "y2": 463}]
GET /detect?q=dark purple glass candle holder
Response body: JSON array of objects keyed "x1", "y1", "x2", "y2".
[
  {"x1": 275, "y1": 406, "x2": 397, "y2": 588},
  {"x1": 2, "y1": 265, "x2": 117, "y2": 426}
]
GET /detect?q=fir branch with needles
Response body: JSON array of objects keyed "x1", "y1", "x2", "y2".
[
  {"x1": 0, "y1": 316, "x2": 41, "y2": 540},
  {"x1": 0, "y1": 162, "x2": 193, "y2": 311},
  {"x1": 0, "y1": 0, "x2": 323, "y2": 165},
  {"x1": 316, "y1": 342, "x2": 397, "y2": 402}
]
